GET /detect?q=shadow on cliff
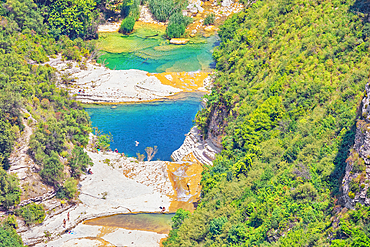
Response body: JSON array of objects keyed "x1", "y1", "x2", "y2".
[
  {"x1": 330, "y1": 124, "x2": 356, "y2": 197},
  {"x1": 330, "y1": 83, "x2": 365, "y2": 201},
  {"x1": 349, "y1": 0, "x2": 370, "y2": 16}
]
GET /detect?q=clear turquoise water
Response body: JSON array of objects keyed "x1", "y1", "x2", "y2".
[
  {"x1": 85, "y1": 93, "x2": 204, "y2": 161},
  {"x1": 98, "y1": 35, "x2": 219, "y2": 73}
]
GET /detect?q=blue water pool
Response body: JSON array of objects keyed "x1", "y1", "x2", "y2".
[{"x1": 85, "y1": 93, "x2": 204, "y2": 161}]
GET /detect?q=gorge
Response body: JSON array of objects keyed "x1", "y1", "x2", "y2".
[{"x1": 3, "y1": 0, "x2": 370, "y2": 246}]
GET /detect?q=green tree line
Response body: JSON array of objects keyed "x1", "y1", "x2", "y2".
[{"x1": 0, "y1": 0, "x2": 102, "y2": 243}]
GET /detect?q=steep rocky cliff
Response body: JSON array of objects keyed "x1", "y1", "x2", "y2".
[
  {"x1": 342, "y1": 83, "x2": 370, "y2": 208},
  {"x1": 171, "y1": 101, "x2": 225, "y2": 166}
]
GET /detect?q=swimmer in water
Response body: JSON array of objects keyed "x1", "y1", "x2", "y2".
[{"x1": 135, "y1": 141, "x2": 139, "y2": 146}]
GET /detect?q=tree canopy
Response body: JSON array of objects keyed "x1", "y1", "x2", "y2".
[{"x1": 164, "y1": 0, "x2": 370, "y2": 245}]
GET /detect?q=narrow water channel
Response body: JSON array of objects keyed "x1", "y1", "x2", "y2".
[
  {"x1": 84, "y1": 213, "x2": 175, "y2": 234},
  {"x1": 85, "y1": 92, "x2": 204, "y2": 160}
]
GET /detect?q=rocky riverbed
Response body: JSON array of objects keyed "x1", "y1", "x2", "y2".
[{"x1": 16, "y1": 127, "x2": 219, "y2": 246}]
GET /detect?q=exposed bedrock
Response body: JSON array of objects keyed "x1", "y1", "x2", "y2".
[
  {"x1": 172, "y1": 103, "x2": 225, "y2": 166},
  {"x1": 342, "y1": 83, "x2": 370, "y2": 209}
]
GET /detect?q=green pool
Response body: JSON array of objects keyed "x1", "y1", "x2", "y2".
[{"x1": 97, "y1": 26, "x2": 219, "y2": 73}]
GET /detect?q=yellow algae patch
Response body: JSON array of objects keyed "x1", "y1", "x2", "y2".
[
  {"x1": 134, "y1": 21, "x2": 166, "y2": 33},
  {"x1": 96, "y1": 226, "x2": 118, "y2": 238},
  {"x1": 150, "y1": 71, "x2": 209, "y2": 92},
  {"x1": 71, "y1": 237, "x2": 115, "y2": 246},
  {"x1": 97, "y1": 22, "x2": 165, "y2": 53},
  {"x1": 166, "y1": 161, "x2": 203, "y2": 213}
]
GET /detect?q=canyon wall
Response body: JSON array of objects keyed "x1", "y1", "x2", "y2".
[{"x1": 342, "y1": 83, "x2": 370, "y2": 208}]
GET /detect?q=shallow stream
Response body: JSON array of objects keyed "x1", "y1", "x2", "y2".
[{"x1": 84, "y1": 213, "x2": 175, "y2": 234}]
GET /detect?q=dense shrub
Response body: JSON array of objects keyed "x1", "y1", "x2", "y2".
[
  {"x1": 166, "y1": 12, "x2": 192, "y2": 39},
  {"x1": 209, "y1": 216, "x2": 227, "y2": 235},
  {"x1": 148, "y1": 0, "x2": 175, "y2": 22},
  {"x1": 121, "y1": 0, "x2": 135, "y2": 18},
  {"x1": 39, "y1": 152, "x2": 64, "y2": 186},
  {"x1": 16, "y1": 203, "x2": 45, "y2": 225},
  {"x1": 62, "y1": 177, "x2": 78, "y2": 199},
  {"x1": 68, "y1": 146, "x2": 93, "y2": 178},
  {"x1": 48, "y1": 0, "x2": 99, "y2": 39},
  {"x1": 0, "y1": 120, "x2": 15, "y2": 169},
  {"x1": 0, "y1": 226, "x2": 23, "y2": 247},
  {"x1": 0, "y1": 168, "x2": 20, "y2": 209},
  {"x1": 171, "y1": 209, "x2": 190, "y2": 229},
  {"x1": 119, "y1": 16, "x2": 136, "y2": 34},
  {"x1": 204, "y1": 14, "x2": 215, "y2": 26},
  {"x1": 94, "y1": 129, "x2": 112, "y2": 151}
]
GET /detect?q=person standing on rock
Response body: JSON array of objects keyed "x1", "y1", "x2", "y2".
[
  {"x1": 67, "y1": 212, "x2": 70, "y2": 221},
  {"x1": 63, "y1": 219, "x2": 66, "y2": 228}
]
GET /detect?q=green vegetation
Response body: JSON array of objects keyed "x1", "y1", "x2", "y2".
[
  {"x1": 119, "y1": 0, "x2": 140, "y2": 34},
  {"x1": 60, "y1": 177, "x2": 78, "y2": 199},
  {"x1": 120, "y1": 0, "x2": 140, "y2": 18},
  {"x1": 93, "y1": 128, "x2": 112, "y2": 151},
  {"x1": 120, "y1": 16, "x2": 136, "y2": 34},
  {"x1": 148, "y1": 0, "x2": 191, "y2": 38},
  {"x1": 0, "y1": 168, "x2": 21, "y2": 209},
  {"x1": 0, "y1": 0, "x2": 99, "y2": 240},
  {"x1": 16, "y1": 203, "x2": 46, "y2": 225},
  {"x1": 0, "y1": 216, "x2": 23, "y2": 247},
  {"x1": 164, "y1": 0, "x2": 370, "y2": 245},
  {"x1": 47, "y1": 0, "x2": 99, "y2": 39},
  {"x1": 204, "y1": 14, "x2": 215, "y2": 26},
  {"x1": 68, "y1": 146, "x2": 93, "y2": 178},
  {"x1": 148, "y1": 0, "x2": 176, "y2": 22},
  {"x1": 166, "y1": 12, "x2": 192, "y2": 39}
]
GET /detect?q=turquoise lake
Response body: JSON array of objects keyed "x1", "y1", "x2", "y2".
[{"x1": 85, "y1": 93, "x2": 204, "y2": 161}]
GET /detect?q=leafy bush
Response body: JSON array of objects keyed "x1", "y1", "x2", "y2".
[
  {"x1": 227, "y1": 223, "x2": 248, "y2": 244},
  {"x1": 68, "y1": 146, "x2": 93, "y2": 178},
  {"x1": 63, "y1": 177, "x2": 78, "y2": 199},
  {"x1": 0, "y1": 226, "x2": 23, "y2": 247},
  {"x1": 94, "y1": 130, "x2": 112, "y2": 151},
  {"x1": 0, "y1": 168, "x2": 20, "y2": 209},
  {"x1": 209, "y1": 216, "x2": 227, "y2": 235},
  {"x1": 350, "y1": 180, "x2": 360, "y2": 194},
  {"x1": 119, "y1": 16, "x2": 136, "y2": 34},
  {"x1": 171, "y1": 208, "x2": 190, "y2": 229},
  {"x1": 204, "y1": 14, "x2": 215, "y2": 26},
  {"x1": 290, "y1": 183, "x2": 318, "y2": 202},
  {"x1": 0, "y1": 120, "x2": 15, "y2": 169},
  {"x1": 2, "y1": 215, "x2": 18, "y2": 229},
  {"x1": 16, "y1": 203, "x2": 45, "y2": 225},
  {"x1": 39, "y1": 152, "x2": 64, "y2": 186},
  {"x1": 166, "y1": 12, "x2": 192, "y2": 39}
]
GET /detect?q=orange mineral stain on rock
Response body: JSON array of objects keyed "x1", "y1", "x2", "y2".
[
  {"x1": 166, "y1": 160, "x2": 203, "y2": 213},
  {"x1": 150, "y1": 71, "x2": 209, "y2": 92},
  {"x1": 96, "y1": 226, "x2": 118, "y2": 238}
]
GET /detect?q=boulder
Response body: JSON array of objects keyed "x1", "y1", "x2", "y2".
[
  {"x1": 170, "y1": 38, "x2": 190, "y2": 45},
  {"x1": 222, "y1": 0, "x2": 233, "y2": 7}
]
